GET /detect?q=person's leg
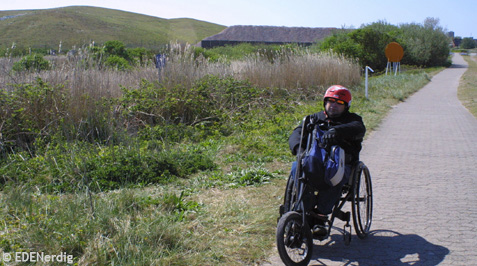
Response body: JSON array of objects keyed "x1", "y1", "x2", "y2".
[
  {"x1": 315, "y1": 165, "x2": 352, "y2": 215},
  {"x1": 289, "y1": 161, "x2": 317, "y2": 212},
  {"x1": 290, "y1": 161, "x2": 297, "y2": 178},
  {"x1": 289, "y1": 161, "x2": 320, "y2": 229},
  {"x1": 316, "y1": 184, "x2": 344, "y2": 214}
]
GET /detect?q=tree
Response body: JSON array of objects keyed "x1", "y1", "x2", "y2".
[
  {"x1": 319, "y1": 24, "x2": 396, "y2": 71},
  {"x1": 319, "y1": 30, "x2": 361, "y2": 61},
  {"x1": 348, "y1": 28, "x2": 396, "y2": 70},
  {"x1": 318, "y1": 18, "x2": 451, "y2": 69},
  {"x1": 399, "y1": 18, "x2": 450, "y2": 67},
  {"x1": 461, "y1": 38, "x2": 476, "y2": 49}
]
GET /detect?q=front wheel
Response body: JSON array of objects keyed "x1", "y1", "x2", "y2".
[
  {"x1": 276, "y1": 211, "x2": 313, "y2": 266},
  {"x1": 351, "y1": 162, "x2": 373, "y2": 239}
]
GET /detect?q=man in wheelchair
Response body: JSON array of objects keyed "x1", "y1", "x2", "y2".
[{"x1": 288, "y1": 85, "x2": 366, "y2": 237}]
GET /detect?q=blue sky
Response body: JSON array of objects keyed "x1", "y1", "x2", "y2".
[{"x1": 2, "y1": 0, "x2": 475, "y2": 37}]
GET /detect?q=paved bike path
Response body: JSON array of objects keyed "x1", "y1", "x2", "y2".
[{"x1": 265, "y1": 54, "x2": 477, "y2": 265}]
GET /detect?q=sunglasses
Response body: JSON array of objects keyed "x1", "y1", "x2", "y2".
[{"x1": 326, "y1": 98, "x2": 346, "y2": 105}]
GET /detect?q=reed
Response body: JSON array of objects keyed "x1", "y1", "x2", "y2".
[
  {"x1": 0, "y1": 43, "x2": 362, "y2": 151},
  {"x1": 236, "y1": 50, "x2": 361, "y2": 95},
  {"x1": 1, "y1": 43, "x2": 361, "y2": 98}
]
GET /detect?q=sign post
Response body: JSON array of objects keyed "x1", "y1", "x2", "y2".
[
  {"x1": 155, "y1": 54, "x2": 166, "y2": 82},
  {"x1": 385, "y1": 42, "x2": 404, "y2": 75},
  {"x1": 365, "y1": 66, "x2": 374, "y2": 99}
]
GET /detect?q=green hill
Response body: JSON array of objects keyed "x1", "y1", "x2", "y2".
[{"x1": 0, "y1": 6, "x2": 226, "y2": 50}]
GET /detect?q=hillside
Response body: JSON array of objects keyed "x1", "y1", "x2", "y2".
[{"x1": 0, "y1": 6, "x2": 226, "y2": 50}]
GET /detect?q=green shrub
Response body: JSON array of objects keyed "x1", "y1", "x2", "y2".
[
  {"x1": 104, "y1": 40, "x2": 128, "y2": 58},
  {"x1": 87, "y1": 40, "x2": 151, "y2": 69},
  {"x1": 85, "y1": 145, "x2": 215, "y2": 191},
  {"x1": 127, "y1": 47, "x2": 151, "y2": 66},
  {"x1": 118, "y1": 76, "x2": 261, "y2": 128},
  {"x1": 460, "y1": 37, "x2": 475, "y2": 49},
  {"x1": 319, "y1": 18, "x2": 450, "y2": 69},
  {"x1": 105, "y1": 55, "x2": 131, "y2": 70},
  {"x1": 0, "y1": 78, "x2": 68, "y2": 151},
  {"x1": 0, "y1": 141, "x2": 216, "y2": 193},
  {"x1": 399, "y1": 18, "x2": 450, "y2": 67},
  {"x1": 319, "y1": 27, "x2": 396, "y2": 70},
  {"x1": 12, "y1": 54, "x2": 51, "y2": 72}
]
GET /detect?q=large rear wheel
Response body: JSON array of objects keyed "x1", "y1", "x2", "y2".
[
  {"x1": 276, "y1": 211, "x2": 313, "y2": 266},
  {"x1": 282, "y1": 174, "x2": 298, "y2": 214},
  {"x1": 351, "y1": 162, "x2": 373, "y2": 239}
]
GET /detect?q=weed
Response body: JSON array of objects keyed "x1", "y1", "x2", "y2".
[
  {"x1": 459, "y1": 56, "x2": 477, "y2": 117},
  {"x1": 12, "y1": 54, "x2": 51, "y2": 72},
  {"x1": 226, "y1": 166, "x2": 276, "y2": 187},
  {"x1": 161, "y1": 191, "x2": 202, "y2": 221}
]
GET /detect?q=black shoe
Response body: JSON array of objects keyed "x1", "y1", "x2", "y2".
[{"x1": 312, "y1": 224, "x2": 327, "y2": 237}]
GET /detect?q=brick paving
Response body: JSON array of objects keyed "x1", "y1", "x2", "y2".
[{"x1": 264, "y1": 54, "x2": 477, "y2": 265}]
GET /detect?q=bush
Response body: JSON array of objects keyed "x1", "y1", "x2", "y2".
[
  {"x1": 0, "y1": 78, "x2": 68, "y2": 151},
  {"x1": 86, "y1": 40, "x2": 152, "y2": 69},
  {"x1": 461, "y1": 38, "x2": 476, "y2": 49},
  {"x1": 104, "y1": 40, "x2": 128, "y2": 58},
  {"x1": 0, "y1": 78, "x2": 121, "y2": 153},
  {"x1": 104, "y1": 55, "x2": 131, "y2": 70},
  {"x1": 84, "y1": 145, "x2": 216, "y2": 191},
  {"x1": 0, "y1": 141, "x2": 216, "y2": 193},
  {"x1": 12, "y1": 54, "x2": 51, "y2": 72},
  {"x1": 399, "y1": 18, "x2": 450, "y2": 67},
  {"x1": 127, "y1": 47, "x2": 151, "y2": 66},
  {"x1": 320, "y1": 28, "x2": 395, "y2": 70},
  {"x1": 117, "y1": 76, "x2": 261, "y2": 128},
  {"x1": 319, "y1": 18, "x2": 450, "y2": 69}
]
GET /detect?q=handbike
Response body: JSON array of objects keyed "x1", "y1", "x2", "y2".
[{"x1": 276, "y1": 116, "x2": 373, "y2": 266}]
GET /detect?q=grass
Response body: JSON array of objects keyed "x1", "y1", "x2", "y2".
[
  {"x1": 458, "y1": 55, "x2": 477, "y2": 117},
  {"x1": 355, "y1": 67, "x2": 442, "y2": 132},
  {"x1": 236, "y1": 50, "x2": 360, "y2": 90},
  {"x1": 0, "y1": 43, "x2": 448, "y2": 265},
  {"x1": 0, "y1": 6, "x2": 225, "y2": 51},
  {"x1": 0, "y1": 180, "x2": 283, "y2": 265},
  {"x1": 1, "y1": 43, "x2": 361, "y2": 101}
]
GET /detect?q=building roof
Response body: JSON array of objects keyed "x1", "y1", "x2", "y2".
[{"x1": 202, "y1": 25, "x2": 337, "y2": 44}]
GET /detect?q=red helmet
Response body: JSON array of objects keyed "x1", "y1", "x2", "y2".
[{"x1": 324, "y1": 85, "x2": 352, "y2": 107}]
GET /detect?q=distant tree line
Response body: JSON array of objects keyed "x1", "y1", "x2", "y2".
[
  {"x1": 316, "y1": 18, "x2": 451, "y2": 71},
  {"x1": 460, "y1": 37, "x2": 476, "y2": 49}
]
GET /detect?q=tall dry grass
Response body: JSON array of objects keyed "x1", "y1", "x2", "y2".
[
  {"x1": 1, "y1": 43, "x2": 361, "y2": 99},
  {"x1": 235, "y1": 50, "x2": 361, "y2": 91},
  {"x1": 0, "y1": 44, "x2": 361, "y2": 147},
  {"x1": 159, "y1": 43, "x2": 361, "y2": 95},
  {"x1": 0, "y1": 53, "x2": 157, "y2": 99}
]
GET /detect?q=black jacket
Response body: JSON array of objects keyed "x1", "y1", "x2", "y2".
[{"x1": 288, "y1": 111, "x2": 366, "y2": 163}]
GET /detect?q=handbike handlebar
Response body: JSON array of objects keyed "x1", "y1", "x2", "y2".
[{"x1": 298, "y1": 116, "x2": 333, "y2": 154}]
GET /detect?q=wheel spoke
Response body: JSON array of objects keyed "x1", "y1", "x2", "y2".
[
  {"x1": 352, "y1": 163, "x2": 373, "y2": 239},
  {"x1": 277, "y1": 212, "x2": 313, "y2": 265}
]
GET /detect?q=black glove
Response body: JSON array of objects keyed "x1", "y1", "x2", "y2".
[
  {"x1": 305, "y1": 123, "x2": 316, "y2": 132},
  {"x1": 322, "y1": 128, "x2": 338, "y2": 146},
  {"x1": 294, "y1": 146, "x2": 306, "y2": 157}
]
